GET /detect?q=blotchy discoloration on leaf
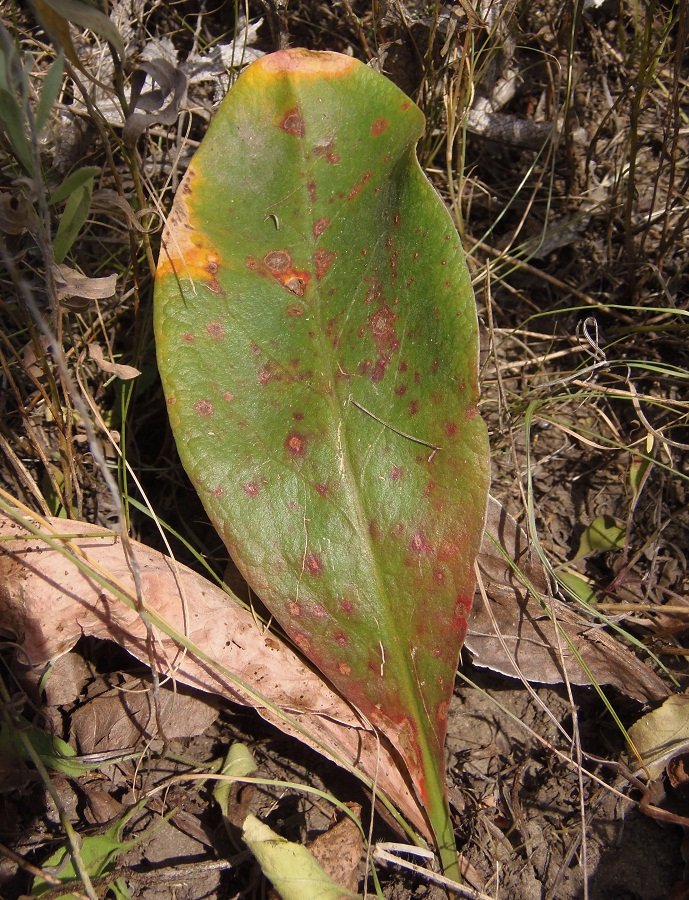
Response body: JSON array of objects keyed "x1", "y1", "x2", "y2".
[{"x1": 155, "y1": 48, "x2": 490, "y2": 873}]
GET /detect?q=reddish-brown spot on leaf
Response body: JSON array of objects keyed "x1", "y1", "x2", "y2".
[
  {"x1": 361, "y1": 247, "x2": 368, "y2": 256},
  {"x1": 413, "y1": 251, "x2": 420, "y2": 261},
  {"x1": 335, "y1": 632, "x2": 348, "y2": 646},
  {"x1": 390, "y1": 466, "x2": 402, "y2": 481},
  {"x1": 223, "y1": 391, "x2": 235, "y2": 403},
  {"x1": 313, "y1": 217, "x2": 330, "y2": 238},
  {"x1": 401, "y1": 100, "x2": 411, "y2": 111},
  {"x1": 371, "y1": 358, "x2": 388, "y2": 382},
  {"x1": 315, "y1": 483, "x2": 328, "y2": 496},
  {"x1": 424, "y1": 480, "x2": 437, "y2": 496},
  {"x1": 371, "y1": 117, "x2": 388, "y2": 135},
  {"x1": 279, "y1": 107, "x2": 305, "y2": 137},
  {"x1": 288, "y1": 601, "x2": 302, "y2": 617},
  {"x1": 314, "y1": 247, "x2": 336, "y2": 278},
  {"x1": 368, "y1": 305, "x2": 398, "y2": 354},
  {"x1": 341, "y1": 599, "x2": 354, "y2": 613},
  {"x1": 194, "y1": 399, "x2": 213, "y2": 417},
  {"x1": 445, "y1": 421, "x2": 458, "y2": 437},
  {"x1": 409, "y1": 400, "x2": 419, "y2": 415},
  {"x1": 338, "y1": 662, "x2": 352, "y2": 676},
  {"x1": 411, "y1": 531, "x2": 432, "y2": 554},
  {"x1": 399, "y1": 361, "x2": 408, "y2": 373},
  {"x1": 465, "y1": 406, "x2": 478, "y2": 420},
  {"x1": 205, "y1": 260, "x2": 219, "y2": 274},
  {"x1": 293, "y1": 411, "x2": 304, "y2": 420},
  {"x1": 246, "y1": 256, "x2": 259, "y2": 270},
  {"x1": 313, "y1": 604, "x2": 327, "y2": 618},
  {"x1": 393, "y1": 213, "x2": 401, "y2": 227},
  {"x1": 294, "y1": 633, "x2": 311, "y2": 655},
  {"x1": 347, "y1": 171, "x2": 372, "y2": 201},
  {"x1": 434, "y1": 569, "x2": 444, "y2": 584},
  {"x1": 243, "y1": 482, "x2": 260, "y2": 498},
  {"x1": 407, "y1": 276, "x2": 415, "y2": 287},
  {"x1": 264, "y1": 250, "x2": 292, "y2": 273},
  {"x1": 211, "y1": 485, "x2": 224, "y2": 498},
  {"x1": 166, "y1": 395, "x2": 176, "y2": 406},
  {"x1": 307, "y1": 180, "x2": 317, "y2": 203},
  {"x1": 207, "y1": 279, "x2": 223, "y2": 294},
  {"x1": 454, "y1": 593, "x2": 473, "y2": 617},
  {"x1": 438, "y1": 537, "x2": 463, "y2": 563},
  {"x1": 395, "y1": 384, "x2": 407, "y2": 396},
  {"x1": 285, "y1": 432, "x2": 305, "y2": 456},
  {"x1": 305, "y1": 553, "x2": 323, "y2": 576},
  {"x1": 285, "y1": 276, "x2": 306, "y2": 296},
  {"x1": 326, "y1": 151, "x2": 340, "y2": 164},
  {"x1": 182, "y1": 333, "x2": 195, "y2": 344},
  {"x1": 258, "y1": 365, "x2": 274, "y2": 385},
  {"x1": 206, "y1": 322, "x2": 225, "y2": 340},
  {"x1": 287, "y1": 304, "x2": 304, "y2": 317}
]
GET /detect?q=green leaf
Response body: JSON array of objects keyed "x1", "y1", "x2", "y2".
[
  {"x1": 36, "y1": 51, "x2": 64, "y2": 133},
  {"x1": 0, "y1": 716, "x2": 86, "y2": 778},
  {"x1": 52, "y1": 167, "x2": 97, "y2": 263},
  {"x1": 0, "y1": 25, "x2": 34, "y2": 173},
  {"x1": 49, "y1": 165, "x2": 100, "y2": 205},
  {"x1": 629, "y1": 435, "x2": 654, "y2": 505},
  {"x1": 154, "y1": 49, "x2": 490, "y2": 877},
  {"x1": 557, "y1": 569, "x2": 598, "y2": 605},
  {"x1": 32, "y1": 808, "x2": 139, "y2": 898},
  {"x1": 574, "y1": 514, "x2": 626, "y2": 559},
  {"x1": 242, "y1": 815, "x2": 360, "y2": 900},
  {"x1": 34, "y1": 0, "x2": 125, "y2": 64}
]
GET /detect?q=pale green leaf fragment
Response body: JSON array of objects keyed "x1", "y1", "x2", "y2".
[
  {"x1": 243, "y1": 815, "x2": 360, "y2": 900},
  {"x1": 36, "y1": 52, "x2": 64, "y2": 133},
  {"x1": 629, "y1": 695, "x2": 689, "y2": 780},
  {"x1": 0, "y1": 717, "x2": 86, "y2": 778},
  {"x1": 49, "y1": 165, "x2": 100, "y2": 205},
  {"x1": 52, "y1": 171, "x2": 96, "y2": 263},
  {"x1": 629, "y1": 436, "x2": 654, "y2": 505},
  {"x1": 37, "y1": 0, "x2": 125, "y2": 62},
  {"x1": 0, "y1": 88, "x2": 34, "y2": 173},
  {"x1": 574, "y1": 514, "x2": 626, "y2": 559},
  {"x1": 557, "y1": 570, "x2": 598, "y2": 605},
  {"x1": 214, "y1": 741, "x2": 257, "y2": 823}
]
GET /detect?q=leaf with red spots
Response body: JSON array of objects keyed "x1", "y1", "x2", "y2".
[{"x1": 154, "y1": 48, "x2": 490, "y2": 878}]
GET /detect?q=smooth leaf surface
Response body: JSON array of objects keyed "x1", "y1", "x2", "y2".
[
  {"x1": 154, "y1": 48, "x2": 490, "y2": 870},
  {"x1": 242, "y1": 814, "x2": 360, "y2": 900}
]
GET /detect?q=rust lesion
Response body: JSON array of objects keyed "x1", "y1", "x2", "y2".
[{"x1": 156, "y1": 167, "x2": 221, "y2": 288}]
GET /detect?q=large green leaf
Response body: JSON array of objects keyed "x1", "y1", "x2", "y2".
[{"x1": 155, "y1": 48, "x2": 490, "y2": 876}]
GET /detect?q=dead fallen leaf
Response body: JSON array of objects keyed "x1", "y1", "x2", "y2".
[
  {"x1": 53, "y1": 264, "x2": 117, "y2": 303},
  {"x1": 629, "y1": 694, "x2": 689, "y2": 779},
  {"x1": 467, "y1": 496, "x2": 669, "y2": 704},
  {"x1": 70, "y1": 674, "x2": 219, "y2": 753},
  {"x1": 88, "y1": 343, "x2": 141, "y2": 381},
  {"x1": 0, "y1": 511, "x2": 429, "y2": 839},
  {"x1": 307, "y1": 804, "x2": 363, "y2": 895}
]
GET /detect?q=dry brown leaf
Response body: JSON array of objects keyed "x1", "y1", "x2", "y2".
[
  {"x1": 467, "y1": 496, "x2": 669, "y2": 703},
  {"x1": 70, "y1": 675, "x2": 219, "y2": 753},
  {"x1": 307, "y1": 804, "x2": 363, "y2": 895},
  {"x1": 88, "y1": 343, "x2": 141, "y2": 380},
  {"x1": 0, "y1": 512, "x2": 429, "y2": 839},
  {"x1": 54, "y1": 264, "x2": 117, "y2": 302}
]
